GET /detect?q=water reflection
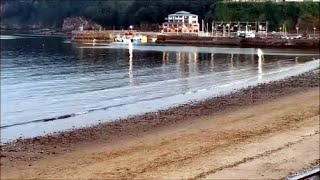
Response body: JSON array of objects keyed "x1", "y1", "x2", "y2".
[
  {"x1": 210, "y1": 53, "x2": 215, "y2": 69},
  {"x1": 229, "y1": 54, "x2": 234, "y2": 69},
  {"x1": 78, "y1": 46, "x2": 84, "y2": 60},
  {"x1": 162, "y1": 52, "x2": 169, "y2": 64},
  {"x1": 128, "y1": 42, "x2": 133, "y2": 84},
  {"x1": 191, "y1": 52, "x2": 199, "y2": 76},
  {"x1": 193, "y1": 52, "x2": 198, "y2": 63},
  {"x1": 257, "y1": 48, "x2": 265, "y2": 81},
  {"x1": 176, "y1": 52, "x2": 181, "y2": 63}
]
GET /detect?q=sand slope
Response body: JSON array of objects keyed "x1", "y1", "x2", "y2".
[{"x1": 1, "y1": 88, "x2": 319, "y2": 179}]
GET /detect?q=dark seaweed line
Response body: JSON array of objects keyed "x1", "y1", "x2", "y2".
[
  {"x1": 0, "y1": 94, "x2": 173, "y2": 129},
  {"x1": 0, "y1": 113, "x2": 77, "y2": 129}
]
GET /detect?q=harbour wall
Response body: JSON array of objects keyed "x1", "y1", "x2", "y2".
[{"x1": 156, "y1": 35, "x2": 320, "y2": 49}]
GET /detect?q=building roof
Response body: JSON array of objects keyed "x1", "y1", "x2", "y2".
[
  {"x1": 169, "y1": 11, "x2": 197, "y2": 16},
  {"x1": 176, "y1": 11, "x2": 191, "y2": 14}
]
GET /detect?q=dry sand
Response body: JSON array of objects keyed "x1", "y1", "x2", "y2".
[
  {"x1": 1, "y1": 88, "x2": 319, "y2": 179},
  {"x1": 1, "y1": 70, "x2": 319, "y2": 179}
]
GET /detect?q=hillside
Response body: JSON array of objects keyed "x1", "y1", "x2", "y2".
[
  {"x1": 214, "y1": 1, "x2": 320, "y2": 31},
  {"x1": 0, "y1": 0, "x2": 319, "y2": 31}
]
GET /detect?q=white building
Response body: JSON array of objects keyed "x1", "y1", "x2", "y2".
[{"x1": 161, "y1": 11, "x2": 199, "y2": 33}]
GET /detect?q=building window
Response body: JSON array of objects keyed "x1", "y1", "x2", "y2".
[
  {"x1": 192, "y1": 16, "x2": 197, "y2": 18},
  {"x1": 192, "y1": 21, "x2": 197, "y2": 23}
]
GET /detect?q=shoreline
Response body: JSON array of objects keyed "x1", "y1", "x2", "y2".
[
  {"x1": 0, "y1": 68, "x2": 319, "y2": 168},
  {"x1": 1, "y1": 70, "x2": 319, "y2": 179}
]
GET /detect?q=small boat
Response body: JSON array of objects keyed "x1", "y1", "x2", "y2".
[
  {"x1": 151, "y1": 37, "x2": 157, "y2": 42},
  {"x1": 132, "y1": 36, "x2": 142, "y2": 44},
  {"x1": 114, "y1": 35, "x2": 144, "y2": 44},
  {"x1": 141, "y1": 36, "x2": 148, "y2": 43},
  {"x1": 114, "y1": 35, "x2": 132, "y2": 43}
]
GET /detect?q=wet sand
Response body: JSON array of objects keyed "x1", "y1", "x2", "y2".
[{"x1": 1, "y1": 69, "x2": 319, "y2": 179}]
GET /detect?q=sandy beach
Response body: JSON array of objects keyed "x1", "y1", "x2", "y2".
[{"x1": 1, "y1": 69, "x2": 319, "y2": 179}]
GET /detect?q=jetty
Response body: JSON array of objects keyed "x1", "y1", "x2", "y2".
[{"x1": 71, "y1": 30, "x2": 159, "y2": 43}]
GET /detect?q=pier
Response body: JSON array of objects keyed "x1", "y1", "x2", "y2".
[{"x1": 71, "y1": 30, "x2": 159, "y2": 43}]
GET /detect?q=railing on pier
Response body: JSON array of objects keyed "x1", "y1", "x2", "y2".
[{"x1": 162, "y1": 32, "x2": 199, "y2": 37}]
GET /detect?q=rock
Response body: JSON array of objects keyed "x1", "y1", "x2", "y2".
[{"x1": 0, "y1": 154, "x2": 6, "y2": 157}]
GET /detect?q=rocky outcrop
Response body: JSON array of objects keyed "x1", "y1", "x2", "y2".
[{"x1": 62, "y1": 17, "x2": 102, "y2": 32}]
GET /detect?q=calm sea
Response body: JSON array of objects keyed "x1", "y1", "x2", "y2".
[{"x1": 1, "y1": 33, "x2": 319, "y2": 142}]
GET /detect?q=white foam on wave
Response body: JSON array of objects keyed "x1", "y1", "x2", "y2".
[
  {"x1": 0, "y1": 35, "x2": 36, "y2": 40},
  {"x1": 0, "y1": 35, "x2": 18, "y2": 40}
]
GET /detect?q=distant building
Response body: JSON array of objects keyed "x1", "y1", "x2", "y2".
[{"x1": 161, "y1": 11, "x2": 199, "y2": 33}]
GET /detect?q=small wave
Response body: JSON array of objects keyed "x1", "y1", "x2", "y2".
[
  {"x1": 63, "y1": 40, "x2": 71, "y2": 43},
  {"x1": 0, "y1": 35, "x2": 18, "y2": 40}
]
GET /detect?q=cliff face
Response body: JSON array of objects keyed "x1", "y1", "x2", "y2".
[{"x1": 62, "y1": 17, "x2": 102, "y2": 32}]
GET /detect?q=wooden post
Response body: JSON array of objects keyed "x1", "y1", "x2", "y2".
[
  {"x1": 202, "y1": 19, "x2": 204, "y2": 33},
  {"x1": 206, "y1": 22, "x2": 209, "y2": 36},
  {"x1": 229, "y1": 21, "x2": 231, "y2": 37},
  {"x1": 223, "y1": 25, "x2": 226, "y2": 37},
  {"x1": 212, "y1": 21, "x2": 214, "y2": 36},
  {"x1": 255, "y1": 21, "x2": 257, "y2": 32},
  {"x1": 266, "y1": 21, "x2": 268, "y2": 38},
  {"x1": 215, "y1": 23, "x2": 218, "y2": 37}
]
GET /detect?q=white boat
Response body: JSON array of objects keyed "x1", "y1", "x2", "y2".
[
  {"x1": 114, "y1": 35, "x2": 132, "y2": 43},
  {"x1": 151, "y1": 38, "x2": 157, "y2": 42}
]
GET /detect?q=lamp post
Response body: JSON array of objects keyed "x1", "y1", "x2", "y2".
[
  {"x1": 314, "y1": 27, "x2": 316, "y2": 36},
  {"x1": 279, "y1": 27, "x2": 282, "y2": 36},
  {"x1": 296, "y1": 27, "x2": 299, "y2": 35},
  {"x1": 129, "y1": 25, "x2": 133, "y2": 30}
]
